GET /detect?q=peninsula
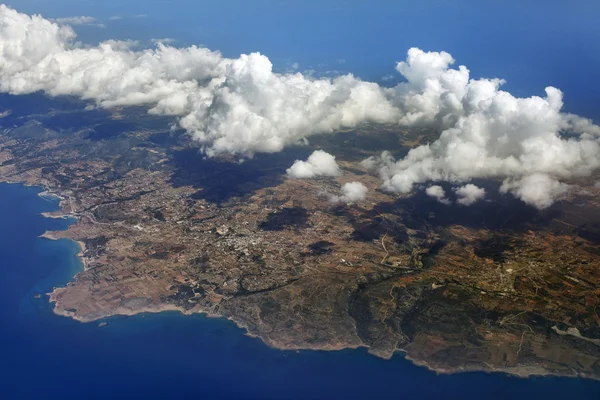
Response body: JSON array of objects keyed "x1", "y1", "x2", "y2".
[{"x1": 1, "y1": 96, "x2": 599, "y2": 379}]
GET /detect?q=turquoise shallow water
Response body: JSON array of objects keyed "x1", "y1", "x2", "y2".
[{"x1": 1, "y1": 182, "x2": 600, "y2": 399}]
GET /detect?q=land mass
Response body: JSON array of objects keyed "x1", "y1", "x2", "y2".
[{"x1": 1, "y1": 94, "x2": 600, "y2": 379}]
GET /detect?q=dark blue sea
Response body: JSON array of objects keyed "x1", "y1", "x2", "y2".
[{"x1": 1, "y1": 182, "x2": 599, "y2": 399}]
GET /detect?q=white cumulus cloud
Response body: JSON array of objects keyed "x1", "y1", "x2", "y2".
[
  {"x1": 50, "y1": 16, "x2": 105, "y2": 28},
  {"x1": 425, "y1": 185, "x2": 450, "y2": 205},
  {"x1": 51, "y1": 16, "x2": 97, "y2": 25},
  {"x1": 454, "y1": 184, "x2": 485, "y2": 206},
  {"x1": 151, "y1": 38, "x2": 176, "y2": 45},
  {"x1": 370, "y1": 48, "x2": 600, "y2": 209},
  {"x1": 1, "y1": 6, "x2": 599, "y2": 209},
  {"x1": 287, "y1": 150, "x2": 341, "y2": 178},
  {"x1": 329, "y1": 182, "x2": 368, "y2": 203},
  {"x1": 499, "y1": 173, "x2": 569, "y2": 209}
]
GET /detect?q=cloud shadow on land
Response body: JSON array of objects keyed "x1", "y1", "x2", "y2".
[
  {"x1": 396, "y1": 184, "x2": 562, "y2": 232},
  {"x1": 167, "y1": 146, "x2": 314, "y2": 204},
  {"x1": 348, "y1": 180, "x2": 567, "y2": 245},
  {"x1": 258, "y1": 207, "x2": 309, "y2": 231},
  {"x1": 166, "y1": 126, "x2": 419, "y2": 205}
]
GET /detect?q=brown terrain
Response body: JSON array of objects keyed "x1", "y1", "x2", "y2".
[{"x1": 1, "y1": 95, "x2": 600, "y2": 379}]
